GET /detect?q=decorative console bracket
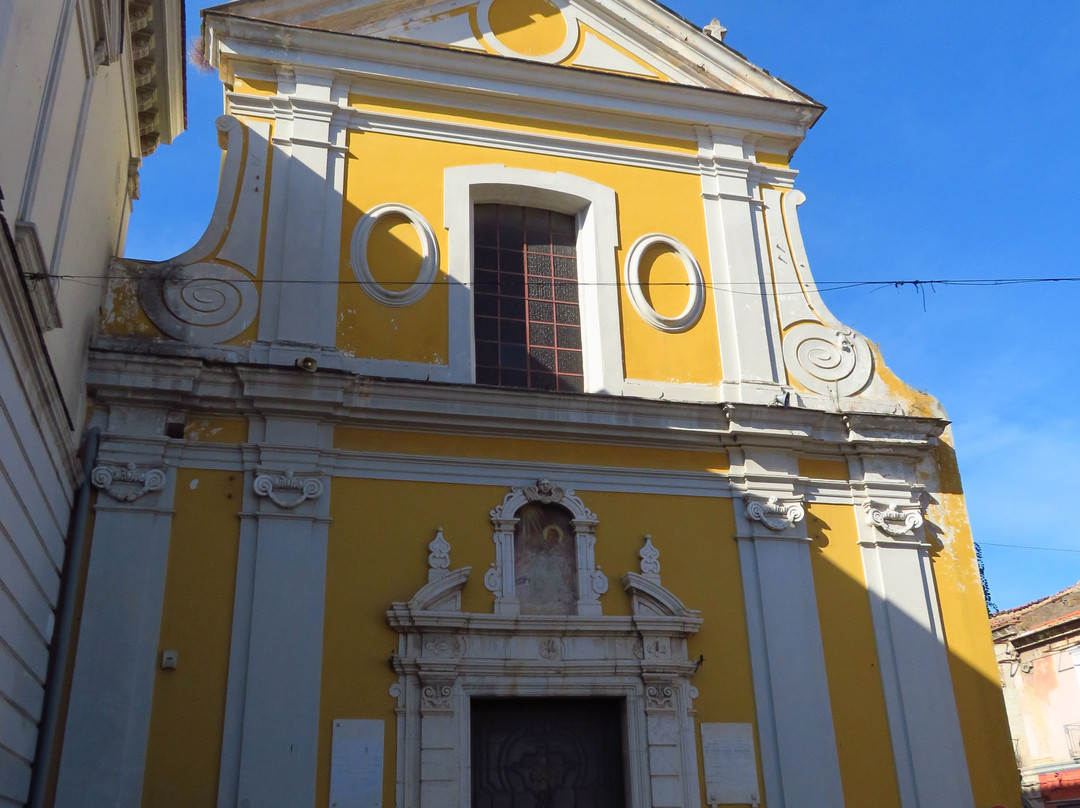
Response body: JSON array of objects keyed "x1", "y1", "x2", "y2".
[
  {"x1": 864, "y1": 500, "x2": 925, "y2": 537},
  {"x1": 252, "y1": 470, "x2": 324, "y2": 510},
  {"x1": 745, "y1": 495, "x2": 805, "y2": 532},
  {"x1": 91, "y1": 462, "x2": 166, "y2": 502}
]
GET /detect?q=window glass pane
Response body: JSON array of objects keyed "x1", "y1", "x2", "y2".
[
  {"x1": 555, "y1": 303, "x2": 579, "y2": 325},
  {"x1": 531, "y1": 347, "x2": 556, "y2": 372},
  {"x1": 473, "y1": 204, "x2": 582, "y2": 393},
  {"x1": 498, "y1": 208, "x2": 524, "y2": 250},
  {"x1": 553, "y1": 256, "x2": 576, "y2": 278},
  {"x1": 474, "y1": 205, "x2": 498, "y2": 246},
  {"x1": 557, "y1": 350, "x2": 582, "y2": 375},
  {"x1": 531, "y1": 322, "x2": 555, "y2": 347},
  {"x1": 556, "y1": 325, "x2": 581, "y2": 349},
  {"x1": 529, "y1": 300, "x2": 554, "y2": 323}
]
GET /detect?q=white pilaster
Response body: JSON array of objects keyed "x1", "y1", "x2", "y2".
[
  {"x1": 696, "y1": 128, "x2": 783, "y2": 390},
  {"x1": 219, "y1": 416, "x2": 333, "y2": 808},
  {"x1": 730, "y1": 448, "x2": 845, "y2": 808},
  {"x1": 852, "y1": 456, "x2": 974, "y2": 808},
  {"x1": 254, "y1": 67, "x2": 349, "y2": 363},
  {"x1": 54, "y1": 433, "x2": 178, "y2": 808}
]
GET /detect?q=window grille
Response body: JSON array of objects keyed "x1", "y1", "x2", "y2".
[{"x1": 473, "y1": 204, "x2": 583, "y2": 392}]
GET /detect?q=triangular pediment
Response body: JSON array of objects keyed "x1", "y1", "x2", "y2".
[{"x1": 208, "y1": 0, "x2": 816, "y2": 101}]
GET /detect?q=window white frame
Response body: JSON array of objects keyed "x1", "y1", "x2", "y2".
[{"x1": 443, "y1": 165, "x2": 623, "y2": 393}]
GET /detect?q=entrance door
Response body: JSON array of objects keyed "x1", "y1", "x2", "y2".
[{"x1": 471, "y1": 698, "x2": 626, "y2": 808}]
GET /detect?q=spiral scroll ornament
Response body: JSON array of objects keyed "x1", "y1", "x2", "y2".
[
  {"x1": 782, "y1": 321, "x2": 873, "y2": 397},
  {"x1": 141, "y1": 262, "x2": 259, "y2": 345}
]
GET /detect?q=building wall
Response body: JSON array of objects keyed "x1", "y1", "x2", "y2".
[{"x1": 0, "y1": 1, "x2": 182, "y2": 804}]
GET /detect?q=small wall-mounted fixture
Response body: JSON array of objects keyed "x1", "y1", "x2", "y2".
[
  {"x1": 160, "y1": 649, "x2": 178, "y2": 670},
  {"x1": 295, "y1": 356, "x2": 318, "y2": 373}
]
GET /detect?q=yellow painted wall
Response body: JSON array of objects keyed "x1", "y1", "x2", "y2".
[
  {"x1": 338, "y1": 121, "x2": 721, "y2": 383},
  {"x1": 335, "y1": 426, "x2": 728, "y2": 472},
  {"x1": 317, "y1": 478, "x2": 758, "y2": 808},
  {"x1": 804, "y1": 499, "x2": 902, "y2": 808},
  {"x1": 141, "y1": 468, "x2": 242, "y2": 808},
  {"x1": 928, "y1": 438, "x2": 1023, "y2": 808}
]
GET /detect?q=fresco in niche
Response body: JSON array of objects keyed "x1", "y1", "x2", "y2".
[{"x1": 514, "y1": 503, "x2": 577, "y2": 615}]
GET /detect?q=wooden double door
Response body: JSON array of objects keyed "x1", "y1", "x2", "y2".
[{"x1": 471, "y1": 698, "x2": 627, "y2": 808}]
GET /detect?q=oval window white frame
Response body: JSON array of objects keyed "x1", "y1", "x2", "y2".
[
  {"x1": 350, "y1": 203, "x2": 440, "y2": 307},
  {"x1": 475, "y1": 0, "x2": 580, "y2": 64},
  {"x1": 623, "y1": 234, "x2": 705, "y2": 333}
]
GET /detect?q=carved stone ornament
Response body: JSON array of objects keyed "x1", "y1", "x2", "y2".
[
  {"x1": 428, "y1": 527, "x2": 451, "y2": 581},
  {"x1": 423, "y1": 634, "x2": 466, "y2": 658},
  {"x1": 523, "y1": 478, "x2": 567, "y2": 505},
  {"x1": 865, "y1": 501, "x2": 925, "y2": 537},
  {"x1": 644, "y1": 683, "x2": 676, "y2": 710},
  {"x1": 538, "y1": 638, "x2": 563, "y2": 660},
  {"x1": 252, "y1": 470, "x2": 323, "y2": 509},
  {"x1": 420, "y1": 681, "x2": 455, "y2": 712},
  {"x1": 91, "y1": 462, "x2": 166, "y2": 502},
  {"x1": 639, "y1": 535, "x2": 661, "y2": 580},
  {"x1": 745, "y1": 496, "x2": 805, "y2": 531}
]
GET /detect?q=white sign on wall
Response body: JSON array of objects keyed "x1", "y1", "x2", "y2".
[
  {"x1": 700, "y1": 722, "x2": 759, "y2": 806},
  {"x1": 330, "y1": 719, "x2": 384, "y2": 808}
]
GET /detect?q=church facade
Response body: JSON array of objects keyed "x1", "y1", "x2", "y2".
[{"x1": 55, "y1": 0, "x2": 1019, "y2": 806}]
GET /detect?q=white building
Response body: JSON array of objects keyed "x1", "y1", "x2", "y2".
[{"x1": 0, "y1": 1, "x2": 183, "y2": 804}]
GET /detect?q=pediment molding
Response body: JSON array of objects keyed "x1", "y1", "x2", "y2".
[{"x1": 207, "y1": 0, "x2": 819, "y2": 104}]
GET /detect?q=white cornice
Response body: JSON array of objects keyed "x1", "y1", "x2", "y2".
[
  {"x1": 206, "y1": 12, "x2": 822, "y2": 141},
  {"x1": 226, "y1": 91, "x2": 704, "y2": 174},
  {"x1": 87, "y1": 349, "x2": 948, "y2": 456}
]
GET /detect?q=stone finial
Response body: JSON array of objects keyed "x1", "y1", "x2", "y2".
[
  {"x1": 639, "y1": 535, "x2": 661, "y2": 582},
  {"x1": 428, "y1": 527, "x2": 451, "y2": 582},
  {"x1": 703, "y1": 18, "x2": 727, "y2": 41}
]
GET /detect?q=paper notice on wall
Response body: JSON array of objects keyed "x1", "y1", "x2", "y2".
[
  {"x1": 330, "y1": 719, "x2": 384, "y2": 808},
  {"x1": 700, "y1": 722, "x2": 759, "y2": 806}
]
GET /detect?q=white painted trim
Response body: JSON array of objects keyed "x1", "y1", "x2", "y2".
[
  {"x1": 443, "y1": 164, "x2": 622, "y2": 392},
  {"x1": 54, "y1": 447, "x2": 178, "y2": 808},
  {"x1": 350, "y1": 202, "x2": 440, "y2": 307},
  {"x1": 208, "y1": 16, "x2": 821, "y2": 140},
  {"x1": 623, "y1": 233, "x2": 705, "y2": 333}
]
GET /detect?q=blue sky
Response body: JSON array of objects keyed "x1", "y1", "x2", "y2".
[{"x1": 126, "y1": 1, "x2": 1080, "y2": 611}]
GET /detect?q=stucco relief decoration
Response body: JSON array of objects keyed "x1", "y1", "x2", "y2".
[
  {"x1": 623, "y1": 234, "x2": 706, "y2": 333},
  {"x1": 140, "y1": 117, "x2": 260, "y2": 345},
  {"x1": 420, "y1": 681, "x2": 455, "y2": 712},
  {"x1": 350, "y1": 202, "x2": 440, "y2": 307},
  {"x1": 645, "y1": 684, "x2": 676, "y2": 710},
  {"x1": 865, "y1": 501, "x2": 925, "y2": 537},
  {"x1": 639, "y1": 535, "x2": 661, "y2": 580},
  {"x1": 745, "y1": 495, "x2": 805, "y2": 531},
  {"x1": 538, "y1": 638, "x2": 563, "y2": 660},
  {"x1": 91, "y1": 462, "x2": 166, "y2": 502},
  {"x1": 782, "y1": 322, "x2": 873, "y2": 397},
  {"x1": 252, "y1": 470, "x2": 324, "y2": 509},
  {"x1": 424, "y1": 635, "x2": 466, "y2": 658},
  {"x1": 428, "y1": 527, "x2": 451, "y2": 575}
]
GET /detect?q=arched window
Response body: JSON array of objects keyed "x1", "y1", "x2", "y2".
[
  {"x1": 473, "y1": 204, "x2": 583, "y2": 392},
  {"x1": 443, "y1": 165, "x2": 622, "y2": 393}
]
